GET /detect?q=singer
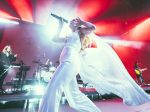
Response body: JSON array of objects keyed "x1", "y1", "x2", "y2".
[{"x1": 38, "y1": 17, "x2": 101, "y2": 112}]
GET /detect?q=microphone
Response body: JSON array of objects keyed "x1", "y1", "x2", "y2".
[{"x1": 50, "y1": 13, "x2": 68, "y2": 23}]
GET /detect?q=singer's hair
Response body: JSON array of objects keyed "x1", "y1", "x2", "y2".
[
  {"x1": 78, "y1": 32, "x2": 90, "y2": 51},
  {"x1": 2, "y1": 45, "x2": 12, "y2": 55}
]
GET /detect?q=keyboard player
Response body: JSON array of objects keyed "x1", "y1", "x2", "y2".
[{"x1": 0, "y1": 45, "x2": 17, "y2": 94}]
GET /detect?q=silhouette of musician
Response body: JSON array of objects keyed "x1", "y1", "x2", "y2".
[
  {"x1": 134, "y1": 62, "x2": 147, "y2": 86},
  {"x1": 0, "y1": 45, "x2": 17, "y2": 94}
]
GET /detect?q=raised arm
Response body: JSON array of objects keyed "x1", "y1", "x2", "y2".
[{"x1": 77, "y1": 18, "x2": 96, "y2": 35}]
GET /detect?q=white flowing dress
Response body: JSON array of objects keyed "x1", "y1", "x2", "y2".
[
  {"x1": 38, "y1": 32, "x2": 101, "y2": 112},
  {"x1": 79, "y1": 36, "x2": 150, "y2": 106}
]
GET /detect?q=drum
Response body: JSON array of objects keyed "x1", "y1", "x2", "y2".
[
  {"x1": 49, "y1": 66, "x2": 56, "y2": 73},
  {"x1": 35, "y1": 66, "x2": 56, "y2": 82},
  {"x1": 41, "y1": 70, "x2": 54, "y2": 82}
]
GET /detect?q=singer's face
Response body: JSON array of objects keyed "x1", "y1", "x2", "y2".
[{"x1": 69, "y1": 20, "x2": 78, "y2": 31}]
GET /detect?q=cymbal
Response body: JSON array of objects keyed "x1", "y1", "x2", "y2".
[
  {"x1": 32, "y1": 60, "x2": 41, "y2": 63},
  {"x1": 40, "y1": 64, "x2": 48, "y2": 67}
]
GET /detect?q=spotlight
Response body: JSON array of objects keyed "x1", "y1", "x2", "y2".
[
  {"x1": 33, "y1": 84, "x2": 45, "y2": 95},
  {"x1": 0, "y1": 18, "x2": 19, "y2": 24}
]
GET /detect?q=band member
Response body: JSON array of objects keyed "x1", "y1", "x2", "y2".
[
  {"x1": 134, "y1": 62, "x2": 147, "y2": 85},
  {"x1": 0, "y1": 45, "x2": 17, "y2": 94}
]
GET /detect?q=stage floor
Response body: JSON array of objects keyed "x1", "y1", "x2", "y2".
[
  {"x1": 0, "y1": 98, "x2": 150, "y2": 112},
  {"x1": 0, "y1": 85, "x2": 150, "y2": 112}
]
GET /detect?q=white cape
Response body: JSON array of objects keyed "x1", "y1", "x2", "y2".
[{"x1": 79, "y1": 36, "x2": 150, "y2": 106}]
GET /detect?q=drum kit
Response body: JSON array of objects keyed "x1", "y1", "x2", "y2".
[{"x1": 32, "y1": 59, "x2": 56, "y2": 83}]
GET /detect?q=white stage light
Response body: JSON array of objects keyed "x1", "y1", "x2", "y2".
[
  {"x1": 59, "y1": 23, "x2": 71, "y2": 37},
  {"x1": 102, "y1": 39, "x2": 144, "y2": 49},
  {"x1": 33, "y1": 84, "x2": 45, "y2": 95},
  {"x1": 0, "y1": 18, "x2": 19, "y2": 24},
  {"x1": 93, "y1": 35, "x2": 145, "y2": 49}
]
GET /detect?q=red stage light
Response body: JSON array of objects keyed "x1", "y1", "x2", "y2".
[
  {"x1": 7, "y1": 0, "x2": 33, "y2": 22},
  {"x1": 0, "y1": 10, "x2": 19, "y2": 20},
  {"x1": 123, "y1": 18, "x2": 150, "y2": 42}
]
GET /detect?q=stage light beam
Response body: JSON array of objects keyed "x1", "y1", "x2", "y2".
[{"x1": 0, "y1": 17, "x2": 19, "y2": 24}]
